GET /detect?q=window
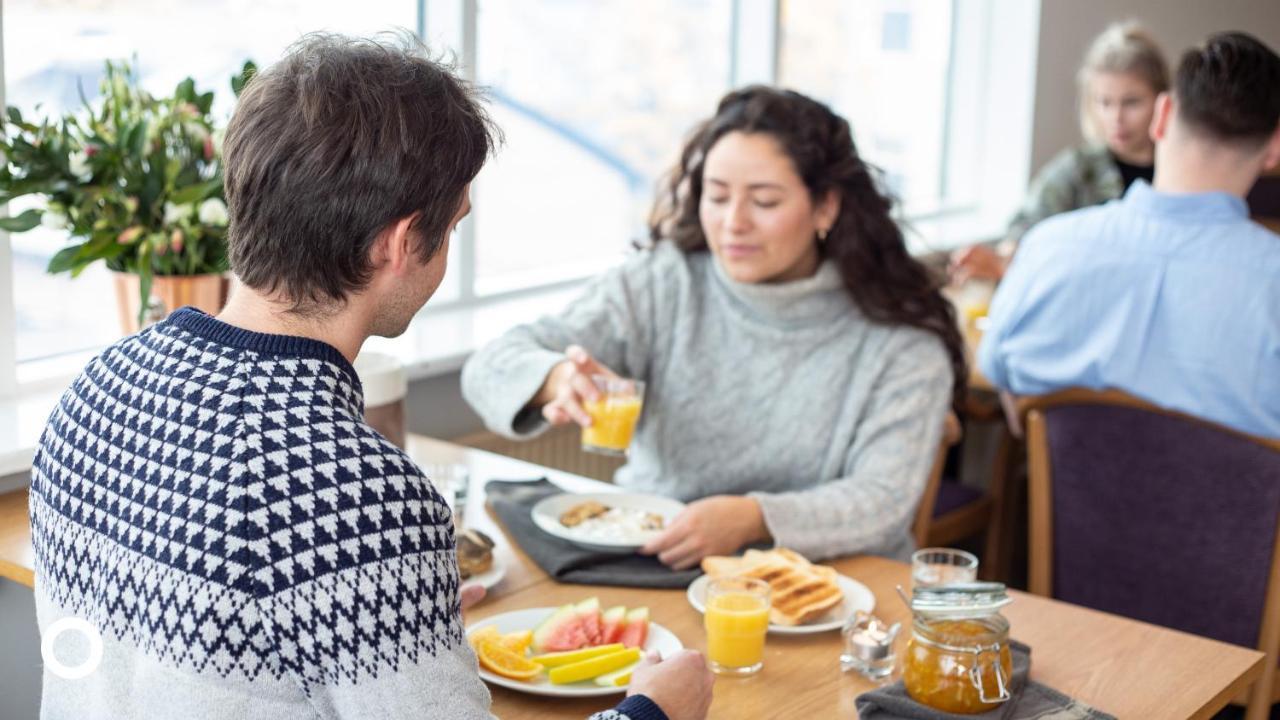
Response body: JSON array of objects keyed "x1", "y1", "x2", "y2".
[
  {"x1": 469, "y1": 0, "x2": 733, "y2": 296},
  {"x1": 3, "y1": 0, "x2": 417, "y2": 368},
  {"x1": 2, "y1": 0, "x2": 1036, "y2": 394},
  {"x1": 778, "y1": 0, "x2": 956, "y2": 215}
]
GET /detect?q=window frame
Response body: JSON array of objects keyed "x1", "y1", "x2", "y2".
[{"x1": 1, "y1": 0, "x2": 1036, "y2": 397}]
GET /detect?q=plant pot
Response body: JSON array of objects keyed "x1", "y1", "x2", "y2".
[{"x1": 113, "y1": 272, "x2": 230, "y2": 335}]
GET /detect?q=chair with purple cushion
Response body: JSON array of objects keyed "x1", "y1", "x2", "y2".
[{"x1": 1019, "y1": 388, "x2": 1280, "y2": 720}]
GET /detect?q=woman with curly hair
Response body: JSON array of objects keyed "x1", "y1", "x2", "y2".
[{"x1": 463, "y1": 86, "x2": 965, "y2": 568}]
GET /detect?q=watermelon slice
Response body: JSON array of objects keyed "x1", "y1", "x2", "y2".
[
  {"x1": 619, "y1": 607, "x2": 649, "y2": 649},
  {"x1": 601, "y1": 606, "x2": 627, "y2": 645},
  {"x1": 532, "y1": 604, "x2": 591, "y2": 653},
  {"x1": 575, "y1": 597, "x2": 603, "y2": 646}
]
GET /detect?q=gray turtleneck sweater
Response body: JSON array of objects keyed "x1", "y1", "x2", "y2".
[{"x1": 461, "y1": 243, "x2": 951, "y2": 561}]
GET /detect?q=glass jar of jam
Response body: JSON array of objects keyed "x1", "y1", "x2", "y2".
[{"x1": 903, "y1": 582, "x2": 1013, "y2": 714}]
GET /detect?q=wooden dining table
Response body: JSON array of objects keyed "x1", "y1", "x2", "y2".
[{"x1": 0, "y1": 435, "x2": 1266, "y2": 719}]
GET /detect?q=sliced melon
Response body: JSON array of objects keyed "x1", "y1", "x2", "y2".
[
  {"x1": 593, "y1": 659, "x2": 640, "y2": 687},
  {"x1": 575, "y1": 597, "x2": 603, "y2": 646},
  {"x1": 532, "y1": 604, "x2": 590, "y2": 653},
  {"x1": 549, "y1": 647, "x2": 643, "y2": 685},
  {"x1": 600, "y1": 605, "x2": 627, "y2": 645},
  {"x1": 619, "y1": 607, "x2": 649, "y2": 649},
  {"x1": 530, "y1": 643, "x2": 625, "y2": 668}
]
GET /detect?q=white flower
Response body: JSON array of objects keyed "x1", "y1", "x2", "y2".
[
  {"x1": 183, "y1": 120, "x2": 210, "y2": 143},
  {"x1": 68, "y1": 150, "x2": 92, "y2": 181},
  {"x1": 198, "y1": 198, "x2": 228, "y2": 226},
  {"x1": 164, "y1": 202, "x2": 194, "y2": 225},
  {"x1": 41, "y1": 209, "x2": 70, "y2": 230}
]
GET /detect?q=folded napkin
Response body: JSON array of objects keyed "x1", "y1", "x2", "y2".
[
  {"x1": 856, "y1": 640, "x2": 1115, "y2": 720},
  {"x1": 485, "y1": 478, "x2": 702, "y2": 588}
]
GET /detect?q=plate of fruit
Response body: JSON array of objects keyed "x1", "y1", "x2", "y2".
[{"x1": 466, "y1": 597, "x2": 681, "y2": 697}]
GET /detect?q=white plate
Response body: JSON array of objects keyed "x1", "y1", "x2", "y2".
[
  {"x1": 686, "y1": 573, "x2": 875, "y2": 635},
  {"x1": 531, "y1": 492, "x2": 686, "y2": 553},
  {"x1": 467, "y1": 607, "x2": 683, "y2": 697},
  {"x1": 461, "y1": 556, "x2": 505, "y2": 592}
]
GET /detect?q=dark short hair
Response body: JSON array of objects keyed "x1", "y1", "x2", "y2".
[
  {"x1": 224, "y1": 32, "x2": 498, "y2": 311},
  {"x1": 1174, "y1": 31, "x2": 1280, "y2": 146}
]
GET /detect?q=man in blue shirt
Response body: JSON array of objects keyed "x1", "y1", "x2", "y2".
[{"x1": 979, "y1": 31, "x2": 1280, "y2": 439}]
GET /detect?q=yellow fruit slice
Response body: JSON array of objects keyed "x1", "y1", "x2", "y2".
[
  {"x1": 530, "y1": 643, "x2": 626, "y2": 668},
  {"x1": 549, "y1": 648, "x2": 642, "y2": 685},
  {"x1": 476, "y1": 639, "x2": 543, "y2": 681},
  {"x1": 501, "y1": 630, "x2": 534, "y2": 654},
  {"x1": 593, "y1": 659, "x2": 640, "y2": 687},
  {"x1": 468, "y1": 625, "x2": 500, "y2": 649}
]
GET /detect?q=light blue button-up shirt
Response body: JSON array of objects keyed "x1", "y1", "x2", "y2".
[{"x1": 978, "y1": 180, "x2": 1280, "y2": 439}]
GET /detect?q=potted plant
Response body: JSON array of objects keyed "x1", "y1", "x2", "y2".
[{"x1": 0, "y1": 59, "x2": 255, "y2": 332}]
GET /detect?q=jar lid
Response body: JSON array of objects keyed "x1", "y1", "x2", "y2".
[{"x1": 911, "y1": 581, "x2": 1011, "y2": 619}]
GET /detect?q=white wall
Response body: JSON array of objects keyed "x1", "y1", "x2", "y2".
[{"x1": 1030, "y1": 0, "x2": 1280, "y2": 173}]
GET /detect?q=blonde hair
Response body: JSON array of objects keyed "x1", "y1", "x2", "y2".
[{"x1": 1076, "y1": 22, "x2": 1170, "y2": 142}]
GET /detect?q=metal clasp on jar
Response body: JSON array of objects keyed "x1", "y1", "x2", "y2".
[{"x1": 969, "y1": 642, "x2": 1011, "y2": 703}]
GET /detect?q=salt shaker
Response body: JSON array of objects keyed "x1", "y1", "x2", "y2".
[{"x1": 841, "y1": 610, "x2": 900, "y2": 680}]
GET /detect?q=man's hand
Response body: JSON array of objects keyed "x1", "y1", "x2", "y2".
[
  {"x1": 460, "y1": 584, "x2": 486, "y2": 614},
  {"x1": 640, "y1": 496, "x2": 769, "y2": 570},
  {"x1": 627, "y1": 649, "x2": 714, "y2": 720}
]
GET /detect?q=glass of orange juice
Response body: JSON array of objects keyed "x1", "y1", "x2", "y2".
[
  {"x1": 581, "y1": 375, "x2": 645, "y2": 456},
  {"x1": 704, "y1": 577, "x2": 771, "y2": 676}
]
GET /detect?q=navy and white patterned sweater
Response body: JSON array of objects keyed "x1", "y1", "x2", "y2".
[{"x1": 30, "y1": 308, "x2": 664, "y2": 720}]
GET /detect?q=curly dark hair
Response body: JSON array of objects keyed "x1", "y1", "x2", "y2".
[{"x1": 648, "y1": 86, "x2": 967, "y2": 408}]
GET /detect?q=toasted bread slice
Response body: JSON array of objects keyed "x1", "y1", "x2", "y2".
[{"x1": 701, "y1": 548, "x2": 845, "y2": 625}]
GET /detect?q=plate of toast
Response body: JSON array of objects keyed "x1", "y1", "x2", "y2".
[{"x1": 690, "y1": 548, "x2": 875, "y2": 634}]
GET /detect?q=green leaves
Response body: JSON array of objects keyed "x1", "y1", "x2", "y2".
[
  {"x1": 0, "y1": 208, "x2": 43, "y2": 232},
  {"x1": 231, "y1": 61, "x2": 258, "y2": 98},
  {"x1": 2, "y1": 55, "x2": 250, "y2": 296}
]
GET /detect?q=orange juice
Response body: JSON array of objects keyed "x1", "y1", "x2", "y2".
[
  {"x1": 581, "y1": 397, "x2": 643, "y2": 453},
  {"x1": 705, "y1": 591, "x2": 770, "y2": 674}
]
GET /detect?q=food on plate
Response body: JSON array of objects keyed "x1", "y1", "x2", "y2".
[
  {"x1": 701, "y1": 548, "x2": 845, "y2": 625},
  {"x1": 456, "y1": 528, "x2": 495, "y2": 579},
  {"x1": 618, "y1": 607, "x2": 649, "y2": 648},
  {"x1": 469, "y1": 597, "x2": 658, "y2": 687},
  {"x1": 593, "y1": 660, "x2": 641, "y2": 687},
  {"x1": 530, "y1": 644, "x2": 626, "y2": 668},
  {"x1": 559, "y1": 500, "x2": 610, "y2": 527},
  {"x1": 548, "y1": 647, "x2": 642, "y2": 685},
  {"x1": 474, "y1": 637, "x2": 542, "y2": 681},
  {"x1": 601, "y1": 606, "x2": 627, "y2": 644},
  {"x1": 556, "y1": 500, "x2": 667, "y2": 545}
]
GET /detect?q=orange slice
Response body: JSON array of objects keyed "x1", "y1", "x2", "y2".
[
  {"x1": 501, "y1": 629, "x2": 534, "y2": 654},
  {"x1": 476, "y1": 639, "x2": 542, "y2": 681},
  {"x1": 468, "y1": 625, "x2": 501, "y2": 650}
]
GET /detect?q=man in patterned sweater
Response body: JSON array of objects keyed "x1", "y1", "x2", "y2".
[{"x1": 30, "y1": 33, "x2": 712, "y2": 720}]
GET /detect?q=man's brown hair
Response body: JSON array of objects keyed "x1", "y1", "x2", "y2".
[{"x1": 223, "y1": 33, "x2": 497, "y2": 311}]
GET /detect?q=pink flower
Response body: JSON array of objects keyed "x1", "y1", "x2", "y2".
[
  {"x1": 170, "y1": 229, "x2": 184, "y2": 254},
  {"x1": 85, "y1": 144, "x2": 99, "y2": 158},
  {"x1": 203, "y1": 135, "x2": 214, "y2": 161},
  {"x1": 117, "y1": 226, "x2": 143, "y2": 245}
]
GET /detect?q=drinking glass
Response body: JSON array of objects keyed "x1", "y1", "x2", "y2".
[
  {"x1": 424, "y1": 463, "x2": 471, "y2": 525},
  {"x1": 911, "y1": 548, "x2": 979, "y2": 589},
  {"x1": 580, "y1": 375, "x2": 645, "y2": 456},
  {"x1": 705, "y1": 577, "x2": 771, "y2": 676}
]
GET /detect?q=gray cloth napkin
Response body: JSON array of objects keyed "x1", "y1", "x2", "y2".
[
  {"x1": 485, "y1": 478, "x2": 702, "y2": 588},
  {"x1": 856, "y1": 640, "x2": 1116, "y2": 720}
]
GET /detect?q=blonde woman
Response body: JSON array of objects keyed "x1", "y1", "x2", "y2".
[{"x1": 950, "y1": 22, "x2": 1168, "y2": 283}]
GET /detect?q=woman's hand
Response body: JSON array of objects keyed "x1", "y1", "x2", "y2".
[
  {"x1": 532, "y1": 345, "x2": 618, "y2": 427},
  {"x1": 640, "y1": 496, "x2": 770, "y2": 570},
  {"x1": 948, "y1": 244, "x2": 1009, "y2": 284}
]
